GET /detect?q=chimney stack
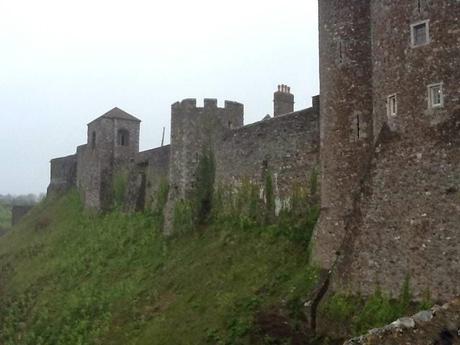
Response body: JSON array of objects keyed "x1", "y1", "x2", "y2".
[{"x1": 274, "y1": 84, "x2": 294, "y2": 117}]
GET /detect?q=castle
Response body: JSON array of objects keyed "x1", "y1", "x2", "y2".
[
  {"x1": 47, "y1": 88, "x2": 321, "y2": 232},
  {"x1": 47, "y1": 0, "x2": 459, "y2": 305}
]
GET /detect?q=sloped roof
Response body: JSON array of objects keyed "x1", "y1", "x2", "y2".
[{"x1": 88, "y1": 107, "x2": 141, "y2": 125}]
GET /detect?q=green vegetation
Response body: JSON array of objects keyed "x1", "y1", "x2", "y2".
[
  {"x1": 0, "y1": 166, "x2": 428, "y2": 344},
  {"x1": 319, "y1": 276, "x2": 433, "y2": 336},
  {"x1": 113, "y1": 170, "x2": 129, "y2": 208},
  {"x1": 211, "y1": 173, "x2": 319, "y2": 248},
  {"x1": 0, "y1": 202, "x2": 11, "y2": 229},
  {"x1": 0, "y1": 190, "x2": 320, "y2": 345}
]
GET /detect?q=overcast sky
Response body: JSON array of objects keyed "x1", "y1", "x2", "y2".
[{"x1": 0, "y1": 0, "x2": 319, "y2": 195}]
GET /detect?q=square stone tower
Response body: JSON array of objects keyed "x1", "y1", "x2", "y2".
[{"x1": 77, "y1": 107, "x2": 141, "y2": 210}]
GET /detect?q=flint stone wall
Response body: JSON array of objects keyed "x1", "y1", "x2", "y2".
[
  {"x1": 215, "y1": 106, "x2": 320, "y2": 210},
  {"x1": 314, "y1": 0, "x2": 460, "y2": 302},
  {"x1": 333, "y1": 0, "x2": 460, "y2": 302}
]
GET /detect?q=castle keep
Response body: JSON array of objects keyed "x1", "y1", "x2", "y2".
[{"x1": 47, "y1": 0, "x2": 459, "y2": 305}]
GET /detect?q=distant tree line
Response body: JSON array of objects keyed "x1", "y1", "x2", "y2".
[{"x1": 0, "y1": 193, "x2": 45, "y2": 206}]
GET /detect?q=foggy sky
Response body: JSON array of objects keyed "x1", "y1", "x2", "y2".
[{"x1": 0, "y1": 0, "x2": 319, "y2": 195}]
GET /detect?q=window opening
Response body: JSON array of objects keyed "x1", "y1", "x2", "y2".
[
  {"x1": 428, "y1": 83, "x2": 443, "y2": 108},
  {"x1": 338, "y1": 41, "x2": 343, "y2": 64},
  {"x1": 117, "y1": 129, "x2": 129, "y2": 146},
  {"x1": 388, "y1": 94, "x2": 397, "y2": 117},
  {"x1": 411, "y1": 21, "x2": 429, "y2": 47},
  {"x1": 356, "y1": 115, "x2": 360, "y2": 139}
]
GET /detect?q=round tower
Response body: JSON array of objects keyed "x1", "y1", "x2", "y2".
[
  {"x1": 312, "y1": 0, "x2": 373, "y2": 268},
  {"x1": 336, "y1": 0, "x2": 460, "y2": 300}
]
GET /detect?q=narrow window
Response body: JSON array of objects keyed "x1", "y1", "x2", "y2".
[
  {"x1": 338, "y1": 40, "x2": 344, "y2": 64},
  {"x1": 411, "y1": 20, "x2": 430, "y2": 47},
  {"x1": 428, "y1": 83, "x2": 443, "y2": 108},
  {"x1": 91, "y1": 131, "x2": 96, "y2": 149},
  {"x1": 387, "y1": 94, "x2": 397, "y2": 117},
  {"x1": 356, "y1": 115, "x2": 360, "y2": 139},
  {"x1": 117, "y1": 129, "x2": 129, "y2": 146},
  {"x1": 417, "y1": 0, "x2": 422, "y2": 12},
  {"x1": 228, "y1": 121, "x2": 233, "y2": 129}
]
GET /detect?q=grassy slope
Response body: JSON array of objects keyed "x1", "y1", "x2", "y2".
[
  {"x1": 0, "y1": 202, "x2": 11, "y2": 229},
  {"x1": 0, "y1": 192, "x2": 319, "y2": 345}
]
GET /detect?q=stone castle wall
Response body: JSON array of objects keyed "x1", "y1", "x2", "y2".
[
  {"x1": 313, "y1": 0, "x2": 460, "y2": 302},
  {"x1": 124, "y1": 145, "x2": 171, "y2": 212},
  {"x1": 215, "y1": 104, "x2": 319, "y2": 211},
  {"x1": 332, "y1": 0, "x2": 460, "y2": 301},
  {"x1": 48, "y1": 94, "x2": 318, "y2": 233},
  {"x1": 312, "y1": 0, "x2": 374, "y2": 269},
  {"x1": 162, "y1": 99, "x2": 245, "y2": 233},
  {"x1": 47, "y1": 154, "x2": 77, "y2": 195}
]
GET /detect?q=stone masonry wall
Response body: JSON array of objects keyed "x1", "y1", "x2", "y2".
[
  {"x1": 77, "y1": 114, "x2": 140, "y2": 210},
  {"x1": 124, "y1": 145, "x2": 171, "y2": 212},
  {"x1": 47, "y1": 154, "x2": 77, "y2": 195},
  {"x1": 311, "y1": 0, "x2": 460, "y2": 304},
  {"x1": 215, "y1": 105, "x2": 319, "y2": 212},
  {"x1": 163, "y1": 99, "x2": 244, "y2": 234},
  {"x1": 333, "y1": 1, "x2": 460, "y2": 301},
  {"x1": 312, "y1": 0, "x2": 374, "y2": 269},
  {"x1": 77, "y1": 117, "x2": 115, "y2": 210}
]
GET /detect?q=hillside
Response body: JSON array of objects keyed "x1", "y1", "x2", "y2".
[
  {"x1": 0, "y1": 202, "x2": 11, "y2": 231},
  {"x1": 0, "y1": 190, "x2": 429, "y2": 345},
  {"x1": 0, "y1": 191, "x2": 322, "y2": 345}
]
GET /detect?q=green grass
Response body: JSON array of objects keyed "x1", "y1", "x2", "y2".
[
  {"x1": 0, "y1": 202, "x2": 11, "y2": 229},
  {"x1": 319, "y1": 279, "x2": 433, "y2": 337},
  {"x1": 0, "y1": 191, "x2": 320, "y2": 345}
]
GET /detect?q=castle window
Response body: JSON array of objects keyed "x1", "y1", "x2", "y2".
[
  {"x1": 117, "y1": 129, "x2": 129, "y2": 146},
  {"x1": 356, "y1": 115, "x2": 361, "y2": 139},
  {"x1": 428, "y1": 83, "x2": 443, "y2": 108},
  {"x1": 91, "y1": 131, "x2": 96, "y2": 149},
  {"x1": 337, "y1": 40, "x2": 344, "y2": 64},
  {"x1": 416, "y1": 0, "x2": 428, "y2": 13},
  {"x1": 411, "y1": 20, "x2": 430, "y2": 47},
  {"x1": 387, "y1": 94, "x2": 397, "y2": 117}
]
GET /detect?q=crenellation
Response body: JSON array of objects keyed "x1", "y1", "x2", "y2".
[{"x1": 203, "y1": 98, "x2": 218, "y2": 108}]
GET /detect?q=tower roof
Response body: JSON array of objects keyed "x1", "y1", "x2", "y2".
[{"x1": 88, "y1": 107, "x2": 141, "y2": 125}]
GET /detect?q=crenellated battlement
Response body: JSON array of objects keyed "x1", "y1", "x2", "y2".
[{"x1": 172, "y1": 98, "x2": 244, "y2": 112}]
